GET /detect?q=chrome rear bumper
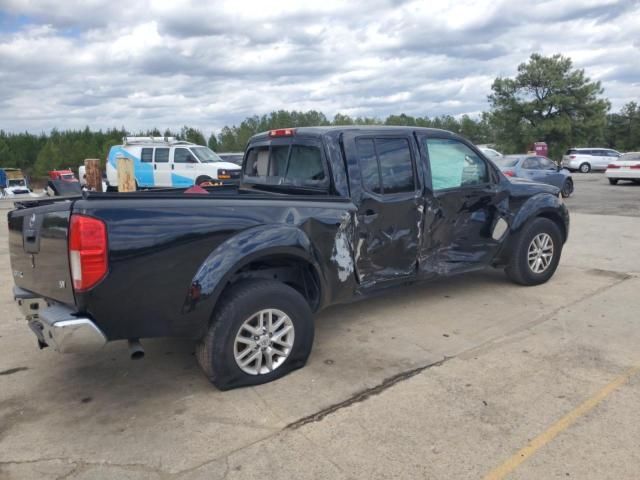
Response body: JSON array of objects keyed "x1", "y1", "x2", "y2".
[{"x1": 14, "y1": 287, "x2": 106, "y2": 353}]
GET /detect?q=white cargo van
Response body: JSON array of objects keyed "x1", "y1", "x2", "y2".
[{"x1": 106, "y1": 137, "x2": 241, "y2": 190}]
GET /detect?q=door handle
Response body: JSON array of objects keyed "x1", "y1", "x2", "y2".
[
  {"x1": 171, "y1": 164, "x2": 175, "y2": 170},
  {"x1": 154, "y1": 164, "x2": 157, "y2": 170}
]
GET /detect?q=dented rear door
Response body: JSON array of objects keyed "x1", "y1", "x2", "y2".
[{"x1": 343, "y1": 132, "x2": 421, "y2": 286}]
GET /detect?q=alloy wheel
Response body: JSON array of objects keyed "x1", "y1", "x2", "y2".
[
  {"x1": 233, "y1": 308, "x2": 295, "y2": 375},
  {"x1": 527, "y1": 233, "x2": 554, "y2": 274}
]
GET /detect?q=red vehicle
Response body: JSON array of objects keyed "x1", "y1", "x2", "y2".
[{"x1": 49, "y1": 169, "x2": 78, "y2": 182}]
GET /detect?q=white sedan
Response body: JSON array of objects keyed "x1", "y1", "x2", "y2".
[{"x1": 605, "y1": 152, "x2": 640, "y2": 185}]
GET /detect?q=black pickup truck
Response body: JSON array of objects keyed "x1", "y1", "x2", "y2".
[{"x1": 9, "y1": 127, "x2": 569, "y2": 389}]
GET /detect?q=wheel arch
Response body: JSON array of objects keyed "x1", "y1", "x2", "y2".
[{"x1": 182, "y1": 225, "x2": 326, "y2": 336}]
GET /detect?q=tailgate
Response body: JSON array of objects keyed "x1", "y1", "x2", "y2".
[{"x1": 8, "y1": 201, "x2": 75, "y2": 305}]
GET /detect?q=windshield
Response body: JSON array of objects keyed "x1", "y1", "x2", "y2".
[
  {"x1": 244, "y1": 142, "x2": 328, "y2": 190},
  {"x1": 494, "y1": 157, "x2": 521, "y2": 167},
  {"x1": 191, "y1": 147, "x2": 224, "y2": 163},
  {"x1": 8, "y1": 179, "x2": 26, "y2": 187},
  {"x1": 220, "y1": 154, "x2": 244, "y2": 165}
]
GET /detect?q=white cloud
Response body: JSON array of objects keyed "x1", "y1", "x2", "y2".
[{"x1": 0, "y1": 0, "x2": 638, "y2": 135}]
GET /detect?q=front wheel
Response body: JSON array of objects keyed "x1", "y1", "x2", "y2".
[
  {"x1": 505, "y1": 218, "x2": 563, "y2": 286},
  {"x1": 608, "y1": 178, "x2": 619, "y2": 185},
  {"x1": 561, "y1": 178, "x2": 574, "y2": 198},
  {"x1": 196, "y1": 280, "x2": 314, "y2": 390}
]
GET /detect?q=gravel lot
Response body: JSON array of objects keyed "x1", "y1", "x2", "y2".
[{"x1": 1, "y1": 173, "x2": 639, "y2": 479}]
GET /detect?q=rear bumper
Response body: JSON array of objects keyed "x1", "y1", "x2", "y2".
[{"x1": 14, "y1": 287, "x2": 106, "y2": 353}]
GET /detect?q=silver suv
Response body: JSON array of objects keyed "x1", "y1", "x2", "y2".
[{"x1": 562, "y1": 148, "x2": 620, "y2": 173}]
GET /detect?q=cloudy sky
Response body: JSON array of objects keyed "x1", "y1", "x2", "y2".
[{"x1": 0, "y1": 0, "x2": 638, "y2": 135}]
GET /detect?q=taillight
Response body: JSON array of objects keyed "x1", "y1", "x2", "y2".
[
  {"x1": 607, "y1": 164, "x2": 620, "y2": 169},
  {"x1": 269, "y1": 128, "x2": 295, "y2": 137},
  {"x1": 503, "y1": 170, "x2": 515, "y2": 177},
  {"x1": 69, "y1": 214, "x2": 108, "y2": 291},
  {"x1": 631, "y1": 164, "x2": 640, "y2": 169},
  {"x1": 569, "y1": 155, "x2": 576, "y2": 159}
]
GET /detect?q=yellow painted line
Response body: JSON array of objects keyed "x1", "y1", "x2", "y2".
[{"x1": 483, "y1": 365, "x2": 640, "y2": 480}]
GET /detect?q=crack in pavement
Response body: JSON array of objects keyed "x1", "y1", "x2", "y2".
[
  {"x1": 286, "y1": 356, "x2": 451, "y2": 430},
  {"x1": 0, "y1": 457, "x2": 166, "y2": 478}
]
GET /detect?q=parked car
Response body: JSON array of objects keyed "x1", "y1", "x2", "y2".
[
  {"x1": 562, "y1": 148, "x2": 620, "y2": 173},
  {"x1": 105, "y1": 136, "x2": 241, "y2": 190},
  {"x1": 478, "y1": 146, "x2": 503, "y2": 159},
  {"x1": 495, "y1": 155, "x2": 574, "y2": 197},
  {"x1": 605, "y1": 152, "x2": 640, "y2": 185},
  {"x1": 217, "y1": 152, "x2": 244, "y2": 165},
  {"x1": 9, "y1": 126, "x2": 569, "y2": 390}
]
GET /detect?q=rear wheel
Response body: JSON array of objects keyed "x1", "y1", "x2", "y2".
[
  {"x1": 579, "y1": 163, "x2": 591, "y2": 173},
  {"x1": 196, "y1": 280, "x2": 314, "y2": 390},
  {"x1": 505, "y1": 218, "x2": 563, "y2": 286},
  {"x1": 561, "y1": 178, "x2": 574, "y2": 198},
  {"x1": 608, "y1": 178, "x2": 619, "y2": 185}
]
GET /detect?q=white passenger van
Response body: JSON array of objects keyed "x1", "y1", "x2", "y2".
[{"x1": 106, "y1": 137, "x2": 241, "y2": 190}]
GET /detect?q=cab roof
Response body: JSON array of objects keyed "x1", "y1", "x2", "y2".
[{"x1": 249, "y1": 125, "x2": 457, "y2": 142}]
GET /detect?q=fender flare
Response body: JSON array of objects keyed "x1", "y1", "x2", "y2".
[
  {"x1": 182, "y1": 224, "x2": 325, "y2": 330},
  {"x1": 509, "y1": 192, "x2": 569, "y2": 240}
]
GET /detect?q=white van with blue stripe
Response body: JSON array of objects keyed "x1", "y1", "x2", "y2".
[{"x1": 106, "y1": 137, "x2": 241, "y2": 190}]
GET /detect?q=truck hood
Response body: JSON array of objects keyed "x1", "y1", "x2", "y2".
[{"x1": 213, "y1": 162, "x2": 241, "y2": 170}]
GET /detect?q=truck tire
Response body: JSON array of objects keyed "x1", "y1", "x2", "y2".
[
  {"x1": 196, "y1": 279, "x2": 314, "y2": 390},
  {"x1": 561, "y1": 178, "x2": 574, "y2": 198},
  {"x1": 505, "y1": 217, "x2": 563, "y2": 286}
]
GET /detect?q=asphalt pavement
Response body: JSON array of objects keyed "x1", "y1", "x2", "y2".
[{"x1": 1, "y1": 172, "x2": 639, "y2": 479}]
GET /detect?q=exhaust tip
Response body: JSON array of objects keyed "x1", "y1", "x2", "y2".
[{"x1": 127, "y1": 339, "x2": 145, "y2": 360}]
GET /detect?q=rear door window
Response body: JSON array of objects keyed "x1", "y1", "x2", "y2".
[
  {"x1": 377, "y1": 138, "x2": 414, "y2": 193},
  {"x1": 522, "y1": 157, "x2": 540, "y2": 169},
  {"x1": 356, "y1": 137, "x2": 415, "y2": 194},
  {"x1": 356, "y1": 138, "x2": 382, "y2": 194}
]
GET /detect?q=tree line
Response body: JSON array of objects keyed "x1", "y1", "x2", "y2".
[{"x1": 1, "y1": 54, "x2": 638, "y2": 177}]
